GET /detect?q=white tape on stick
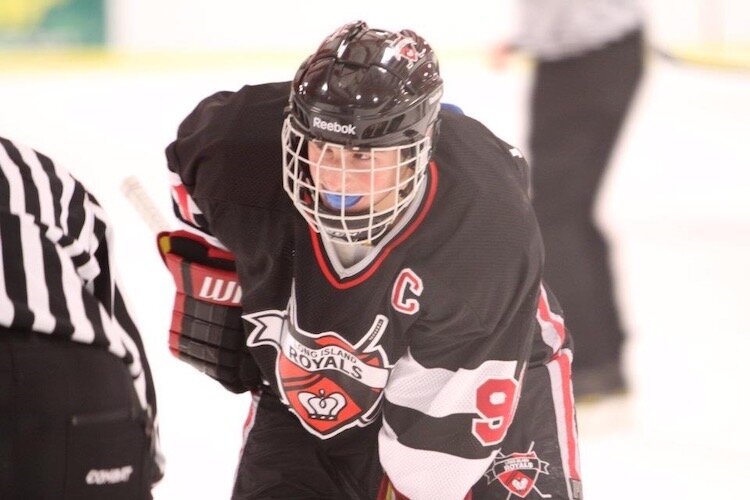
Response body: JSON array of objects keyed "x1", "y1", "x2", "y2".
[{"x1": 120, "y1": 176, "x2": 171, "y2": 234}]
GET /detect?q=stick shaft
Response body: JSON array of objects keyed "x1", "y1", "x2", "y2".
[{"x1": 121, "y1": 176, "x2": 171, "y2": 234}]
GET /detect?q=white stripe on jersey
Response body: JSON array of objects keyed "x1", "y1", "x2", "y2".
[
  {"x1": 537, "y1": 284, "x2": 565, "y2": 352},
  {"x1": 19, "y1": 213, "x2": 56, "y2": 332},
  {"x1": 56, "y1": 237, "x2": 97, "y2": 343},
  {"x1": 88, "y1": 201, "x2": 113, "y2": 284},
  {"x1": 17, "y1": 143, "x2": 55, "y2": 226},
  {"x1": 536, "y1": 284, "x2": 580, "y2": 497},
  {"x1": 44, "y1": 224, "x2": 100, "y2": 283},
  {"x1": 168, "y1": 170, "x2": 199, "y2": 224},
  {"x1": 168, "y1": 170, "x2": 231, "y2": 250},
  {"x1": 56, "y1": 160, "x2": 75, "y2": 235},
  {"x1": 99, "y1": 303, "x2": 128, "y2": 359},
  {"x1": 379, "y1": 419, "x2": 494, "y2": 500},
  {"x1": 385, "y1": 347, "x2": 518, "y2": 417},
  {"x1": 0, "y1": 236, "x2": 12, "y2": 321},
  {"x1": 79, "y1": 192, "x2": 98, "y2": 293},
  {"x1": 0, "y1": 145, "x2": 26, "y2": 213}
]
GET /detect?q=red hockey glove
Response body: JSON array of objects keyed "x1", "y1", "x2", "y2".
[{"x1": 158, "y1": 230, "x2": 261, "y2": 393}]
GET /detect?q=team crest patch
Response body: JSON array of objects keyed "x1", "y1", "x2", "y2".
[
  {"x1": 243, "y1": 291, "x2": 392, "y2": 439},
  {"x1": 484, "y1": 443, "x2": 551, "y2": 499}
]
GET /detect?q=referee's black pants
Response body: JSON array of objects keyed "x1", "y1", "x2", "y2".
[
  {"x1": 529, "y1": 28, "x2": 644, "y2": 373},
  {"x1": 0, "y1": 330, "x2": 153, "y2": 499}
]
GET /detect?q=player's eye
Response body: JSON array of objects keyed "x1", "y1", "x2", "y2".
[{"x1": 352, "y1": 152, "x2": 372, "y2": 162}]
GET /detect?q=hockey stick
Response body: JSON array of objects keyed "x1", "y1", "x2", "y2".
[{"x1": 120, "y1": 176, "x2": 171, "y2": 234}]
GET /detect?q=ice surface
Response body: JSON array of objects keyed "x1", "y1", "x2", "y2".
[{"x1": 1, "y1": 55, "x2": 748, "y2": 499}]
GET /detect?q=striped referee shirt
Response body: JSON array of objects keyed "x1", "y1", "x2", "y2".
[
  {"x1": 0, "y1": 136, "x2": 161, "y2": 463},
  {"x1": 512, "y1": 0, "x2": 643, "y2": 60}
]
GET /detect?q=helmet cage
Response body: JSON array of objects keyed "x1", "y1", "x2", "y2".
[{"x1": 282, "y1": 116, "x2": 430, "y2": 244}]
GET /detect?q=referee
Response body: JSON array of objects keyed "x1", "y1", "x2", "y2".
[
  {"x1": 493, "y1": 0, "x2": 645, "y2": 400},
  {"x1": 0, "y1": 136, "x2": 163, "y2": 499}
]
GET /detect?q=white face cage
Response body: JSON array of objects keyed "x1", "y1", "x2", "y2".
[{"x1": 282, "y1": 116, "x2": 431, "y2": 245}]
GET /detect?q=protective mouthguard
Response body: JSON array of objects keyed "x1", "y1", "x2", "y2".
[{"x1": 323, "y1": 193, "x2": 363, "y2": 210}]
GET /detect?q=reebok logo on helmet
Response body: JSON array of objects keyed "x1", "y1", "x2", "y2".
[{"x1": 312, "y1": 117, "x2": 356, "y2": 136}]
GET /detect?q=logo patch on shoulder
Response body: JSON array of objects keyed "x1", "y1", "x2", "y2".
[{"x1": 244, "y1": 291, "x2": 393, "y2": 439}]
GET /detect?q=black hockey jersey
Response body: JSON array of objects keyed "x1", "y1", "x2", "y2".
[{"x1": 166, "y1": 82, "x2": 573, "y2": 499}]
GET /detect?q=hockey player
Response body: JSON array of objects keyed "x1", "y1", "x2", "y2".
[
  {"x1": 0, "y1": 136, "x2": 163, "y2": 499},
  {"x1": 161, "y1": 21, "x2": 581, "y2": 499}
]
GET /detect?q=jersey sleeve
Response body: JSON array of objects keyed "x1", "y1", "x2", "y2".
[
  {"x1": 164, "y1": 82, "x2": 295, "y2": 313},
  {"x1": 379, "y1": 128, "x2": 547, "y2": 498},
  {"x1": 165, "y1": 90, "x2": 234, "y2": 248},
  {"x1": 166, "y1": 168, "x2": 230, "y2": 250},
  {"x1": 379, "y1": 286, "x2": 540, "y2": 499}
]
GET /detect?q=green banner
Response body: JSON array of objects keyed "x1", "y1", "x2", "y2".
[{"x1": 0, "y1": 0, "x2": 106, "y2": 47}]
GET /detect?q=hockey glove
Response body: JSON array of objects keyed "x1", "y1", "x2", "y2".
[{"x1": 158, "y1": 230, "x2": 261, "y2": 393}]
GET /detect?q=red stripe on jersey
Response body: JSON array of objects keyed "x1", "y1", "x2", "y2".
[
  {"x1": 312, "y1": 161, "x2": 439, "y2": 290},
  {"x1": 239, "y1": 393, "x2": 261, "y2": 464},
  {"x1": 552, "y1": 349, "x2": 581, "y2": 482},
  {"x1": 173, "y1": 183, "x2": 196, "y2": 225},
  {"x1": 242, "y1": 392, "x2": 260, "y2": 436},
  {"x1": 537, "y1": 285, "x2": 566, "y2": 347}
]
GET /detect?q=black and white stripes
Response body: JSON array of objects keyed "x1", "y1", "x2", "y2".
[
  {"x1": 513, "y1": 0, "x2": 643, "y2": 60},
  {"x1": 0, "y1": 136, "x2": 149, "y2": 409}
]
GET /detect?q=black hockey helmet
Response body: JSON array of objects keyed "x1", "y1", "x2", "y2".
[
  {"x1": 288, "y1": 20, "x2": 443, "y2": 149},
  {"x1": 283, "y1": 21, "x2": 443, "y2": 244}
]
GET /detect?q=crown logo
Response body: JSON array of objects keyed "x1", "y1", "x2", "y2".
[{"x1": 298, "y1": 389, "x2": 347, "y2": 420}]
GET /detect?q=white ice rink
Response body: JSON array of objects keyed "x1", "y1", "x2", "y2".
[{"x1": 1, "y1": 52, "x2": 749, "y2": 499}]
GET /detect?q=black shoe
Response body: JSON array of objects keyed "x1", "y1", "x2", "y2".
[{"x1": 572, "y1": 361, "x2": 627, "y2": 403}]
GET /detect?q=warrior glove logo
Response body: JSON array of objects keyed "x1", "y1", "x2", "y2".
[
  {"x1": 198, "y1": 276, "x2": 241, "y2": 305},
  {"x1": 243, "y1": 288, "x2": 393, "y2": 439}
]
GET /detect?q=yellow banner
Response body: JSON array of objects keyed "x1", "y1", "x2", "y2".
[
  {"x1": 0, "y1": 0, "x2": 105, "y2": 46},
  {"x1": 0, "y1": 0, "x2": 59, "y2": 29}
]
